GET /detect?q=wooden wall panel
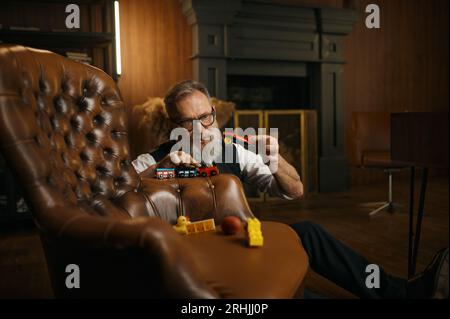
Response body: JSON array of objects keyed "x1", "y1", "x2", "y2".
[
  {"x1": 343, "y1": 0, "x2": 448, "y2": 115},
  {"x1": 275, "y1": 0, "x2": 449, "y2": 185},
  {"x1": 118, "y1": 0, "x2": 192, "y2": 109},
  {"x1": 117, "y1": 0, "x2": 448, "y2": 184},
  {"x1": 342, "y1": 0, "x2": 449, "y2": 185},
  {"x1": 268, "y1": 0, "x2": 448, "y2": 185},
  {"x1": 118, "y1": 0, "x2": 192, "y2": 157}
]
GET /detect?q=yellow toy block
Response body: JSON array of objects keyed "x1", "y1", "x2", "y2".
[
  {"x1": 174, "y1": 216, "x2": 216, "y2": 235},
  {"x1": 246, "y1": 218, "x2": 264, "y2": 247},
  {"x1": 203, "y1": 220, "x2": 215, "y2": 232},
  {"x1": 186, "y1": 218, "x2": 216, "y2": 235}
]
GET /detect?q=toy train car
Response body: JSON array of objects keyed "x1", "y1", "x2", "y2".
[
  {"x1": 176, "y1": 167, "x2": 198, "y2": 178},
  {"x1": 155, "y1": 165, "x2": 219, "y2": 180},
  {"x1": 155, "y1": 168, "x2": 176, "y2": 180},
  {"x1": 197, "y1": 166, "x2": 219, "y2": 177}
]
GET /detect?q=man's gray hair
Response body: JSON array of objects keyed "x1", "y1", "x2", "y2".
[{"x1": 164, "y1": 80, "x2": 211, "y2": 115}]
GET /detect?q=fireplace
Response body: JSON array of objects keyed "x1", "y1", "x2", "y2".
[
  {"x1": 181, "y1": 0, "x2": 357, "y2": 192},
  {"x1": 227, "y1": 75, "x2": 311, "y2": 109}
]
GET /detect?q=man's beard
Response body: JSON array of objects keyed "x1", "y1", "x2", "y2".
[{"x1": 192, "y1": 127, "x2": 223, "y2": 165}]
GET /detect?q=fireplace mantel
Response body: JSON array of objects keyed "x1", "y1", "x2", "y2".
[{"x1": 180, "y1": 0, "x2": 358, "y2": 192}]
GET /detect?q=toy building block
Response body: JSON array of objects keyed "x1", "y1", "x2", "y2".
[
  {"x1": 185, "y1": 218, "x2": 216, "y2": 235},
  {"x1": 155, "y1": 168, "x2": 176, "y2": 180},
  {"x1": 223, "y1": 131, "x2": 255, "y2": 146},
  {"x1": 246, "y1": 218, "x2": 264, "y2": 247},
  {"x1": 173, "y1": 216, "x2": 215, "y2": 235}
]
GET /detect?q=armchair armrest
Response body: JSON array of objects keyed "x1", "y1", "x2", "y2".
[
  {"x1": 140, "y1": 174, "x2": 255, "y2": 224},
  {"x1": 38, "y1": 209, "x2": 218, "y2": 298}
]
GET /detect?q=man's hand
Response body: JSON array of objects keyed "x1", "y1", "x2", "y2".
[
  {"x1": 159, "y1": 151, "x2": 201, "y2": 168},
  {"x1": 248, "y1": 134, "x2": 279, "y2": 173},
  {"x1": 248, "y1": 134, "x2": 303, "y2": 200},
  {"x1": 139, "y1": 151, "x2": 200, "y2": 179}
]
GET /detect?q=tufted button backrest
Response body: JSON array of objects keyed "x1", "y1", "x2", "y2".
[
  {"x1": 0, "y1": 45, "x2": 254, "y2": 239},
  {"x1": 0, "y1": 45, "x2": 149, "y2": 224}
]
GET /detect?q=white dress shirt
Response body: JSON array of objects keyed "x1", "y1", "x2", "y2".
[{"x1": 132, "y1": 143, "x2": 294, "y2": 200}]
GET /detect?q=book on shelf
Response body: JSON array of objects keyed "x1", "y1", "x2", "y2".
[
  {"x1": 9, "y1": 26, "x2": 41, "y2": 31},
  {"x1": 67, "y1": 59, "x2": 93, "y2": 65},
  {"x1": 66, "y1": 52, "x2": 93, "y2": 65},
  {"x1": 66, "y1": 51, "x2": 89, "y2": 57},
  {"x1": 51, "y1": 28, "x2": 79, "y2": 33}
]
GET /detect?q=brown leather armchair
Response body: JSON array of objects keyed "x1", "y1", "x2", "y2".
[{"x1": 0, "y1": 45, "x2": 308, "y2": 298}]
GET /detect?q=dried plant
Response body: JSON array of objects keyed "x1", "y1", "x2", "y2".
[
  {"x1": 131, "y1": 96, "x2": 236, "y2": 153},
  {"x1": 211, "y1": 97, "x2": 236, "y2": 128}
]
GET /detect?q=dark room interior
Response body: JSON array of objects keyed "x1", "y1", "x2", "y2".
[{"x1": 0, "y1": 0, "x2": 448, "y2": 304}]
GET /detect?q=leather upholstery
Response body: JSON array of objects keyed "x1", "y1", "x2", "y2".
[
  {"x1": 0, "y1": 45, "x2": 308, "y2": 298},
  {"x1": 361, "y1": 151, "x2": 392, "y2": 167},
  {"x1": 188, "y1": 221, "x2": 309, "y2": 298},
  {"x1": 140, "y1": 174, "x2": 253, "y2": 224},
  {"x1": 348, "y1": 112, "x2": 404, "y2": 168}
]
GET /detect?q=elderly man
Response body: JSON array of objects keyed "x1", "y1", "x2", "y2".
[
  {"x1": 132, "y1": 80, "x2": 448, "y2": 299},
  {"x1": 132, "y1": 79, "x2": 303, "y2": 200}
]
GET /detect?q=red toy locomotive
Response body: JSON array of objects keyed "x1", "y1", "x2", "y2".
[{"x1": 197, "y1": 165, "x2": 219, "y2": 177}]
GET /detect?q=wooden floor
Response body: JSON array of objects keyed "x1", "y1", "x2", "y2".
[
  {"x1": 252, "y1": 174, "x2": 449, "y2": 298},
  {"x1": 0, "y1": 174, "x2": 448, "y2": 298}
]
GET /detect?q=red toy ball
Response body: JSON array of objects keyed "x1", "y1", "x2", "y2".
[{"x1": 221, "y1": 216, "x2": 242, "y2": 235}]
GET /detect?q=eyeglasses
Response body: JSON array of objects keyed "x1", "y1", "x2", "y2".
[{"x1": 172, "y1": 106, "x2": 216, "y2": 132}]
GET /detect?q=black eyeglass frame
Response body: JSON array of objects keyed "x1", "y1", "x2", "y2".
[{"x1": 171, "y1": 105, "x2": 216, "y2": 131}]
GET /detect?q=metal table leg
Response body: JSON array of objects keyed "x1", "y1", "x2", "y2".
[
  {"x1": 408, "y1": 166, "x2": 415, "y2": 279},
  {"x1": 408, "y1": 166, "x2": 429, "y2": 278}
]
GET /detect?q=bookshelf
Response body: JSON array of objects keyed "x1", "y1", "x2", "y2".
[
  {"x1": 0, "y1": 0, "x2": 118, "y2": 79},
  {"x1": 0, "y1": 0, "x2": 119, "y2": 223}
]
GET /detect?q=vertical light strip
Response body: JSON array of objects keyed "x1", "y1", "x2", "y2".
[{"x1": 114, "y1": 1, "x2": 122, "y2": 76}]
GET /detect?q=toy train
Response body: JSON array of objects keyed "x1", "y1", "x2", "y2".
[{"x1": 156, "y1": 165, "x2": 219, "y2": 180}]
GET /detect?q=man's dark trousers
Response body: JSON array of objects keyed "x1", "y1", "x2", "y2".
[{"x1": 290, "y1": 221, "x2": 407, "y2": 298}]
